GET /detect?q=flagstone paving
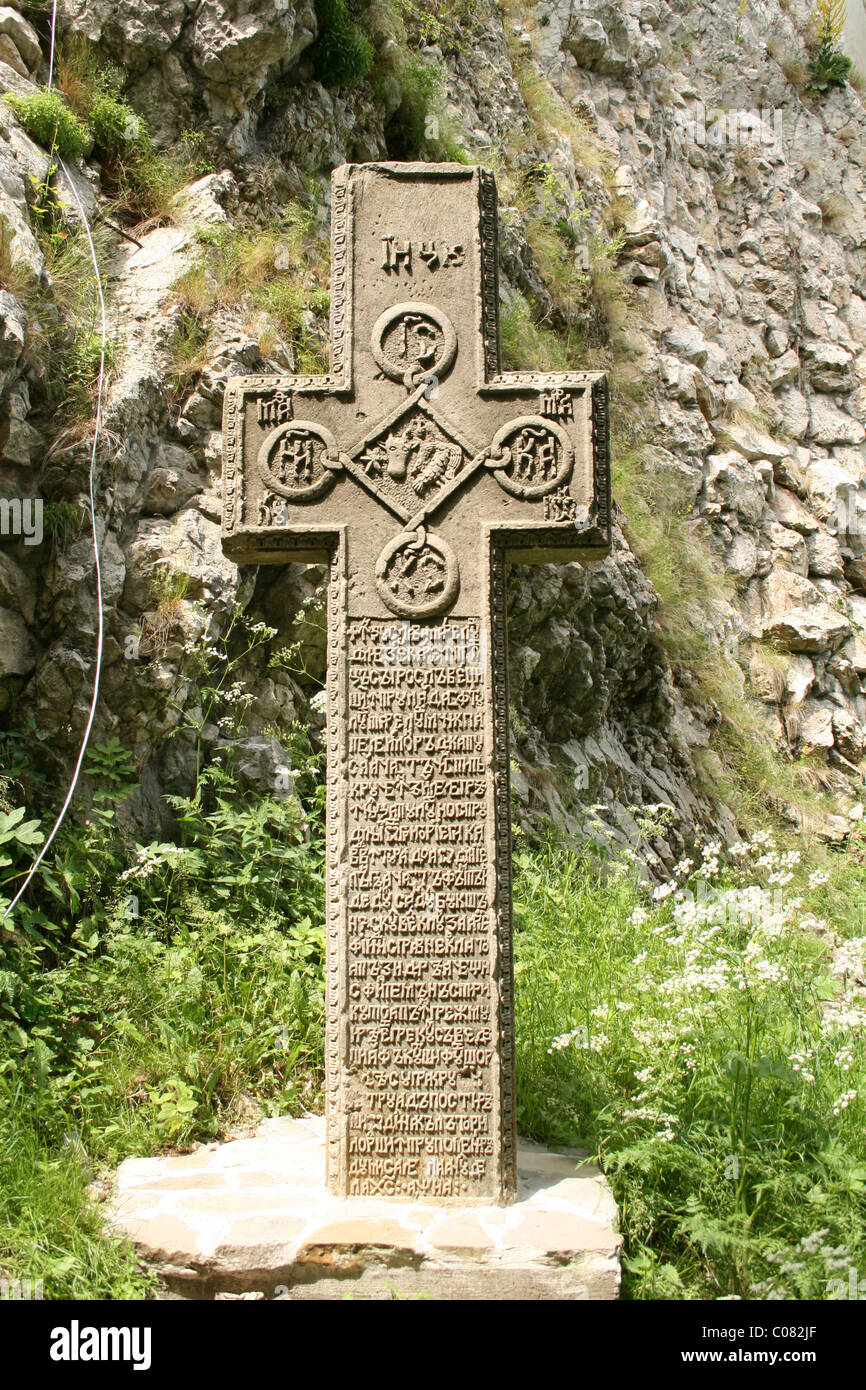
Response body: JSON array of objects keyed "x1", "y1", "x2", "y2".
[{"x1": 110, "y1": 1115, "x2": 622, "y2": 1300}]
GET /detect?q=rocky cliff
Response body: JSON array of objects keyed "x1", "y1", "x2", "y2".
[{"x1": 2, "y1": 0, "x2": 866, "y2": 867}]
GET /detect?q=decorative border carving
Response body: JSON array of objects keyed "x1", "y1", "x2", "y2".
[
  {"x1": 478, "y1": 168, "x2": 500, "y2": 382},
  {"x1": 325, "y1": 537, "x2": 348, "y2": 1196},
  {"x1": 221, "y1": 381, "x2": 242, "y2": 533},
  {"x1": 227, "y1": 373, "x2": 335, "y2": 394},
  {"x1": 329, "y1": 172, "x2": 352, "y2": 391},
  {"x1": 592, "y1": 375, "x2": 611, "y2": 536},
  {"x1": 482, "y1": 373, "x2": 600, "y2": 390},
  {"x1": 490, "y1": 544, "x2": 517, "y2": 1201}
]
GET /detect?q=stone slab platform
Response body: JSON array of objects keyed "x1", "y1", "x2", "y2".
[{"x1": 110, "y1": 1116, "x2": 622, "y2": 1300}]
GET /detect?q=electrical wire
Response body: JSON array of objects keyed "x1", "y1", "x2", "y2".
[{"x1": 2, "y1": 0, "x2": 106, "y2": 919}]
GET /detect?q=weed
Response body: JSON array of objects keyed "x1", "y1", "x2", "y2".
[
  {"x1": 142, "y1": 567, "x2": 191, "y2": 653},
  {"x1": 311, "y1": 0, "x2": 374, "y2": 86},
  {"x1": 809, "y1": 0, "x2": 852, "y2": 90},
  {"x1": 3, "y1": 89, "x2": 88, "y2": 161},
  {"x1": 170, "y1": 215, "x2": 330, "y2": 382}
]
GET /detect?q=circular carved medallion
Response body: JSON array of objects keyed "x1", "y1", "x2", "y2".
[
  {"x1": 257, "y1": 421, "x2": 341, "y2": 502},
  {"x1": 375, "y1": 527, "x2": 460, "y2": 619},
  {"x1": 371, "y1": 303, "x2": 458, "y2": 386},
  {"x1": 487, "y1": 415, "x2": 574, "y2": 499}
]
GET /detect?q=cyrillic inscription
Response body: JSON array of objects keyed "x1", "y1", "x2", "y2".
[{"x1": 343, "y1": 617, "x2": 498, "y2": 1199}]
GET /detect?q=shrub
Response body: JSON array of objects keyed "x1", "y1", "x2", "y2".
[
  {"x1": 3, "y1": 89, "x2": 89, "y2": 160},
  {"x1": 810, "y1": 40, "x2": 852, "y2": 89},
  {"x1": 89, "y1": 93, "x2": 146, "y2": 161},
  {"x1": 810, "y1": 0, "x2": 852, "y2": 91},
  {"x1": 312, "y1": 0, "x2": 374, "y2": 86}
]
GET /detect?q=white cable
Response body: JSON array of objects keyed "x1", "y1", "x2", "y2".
[
  {"x1": 3, "y1": 0, "x2": 106, "y2": 919},
  {"x1": 45, "y1": 0, "x2": 57, "y2": 92}
]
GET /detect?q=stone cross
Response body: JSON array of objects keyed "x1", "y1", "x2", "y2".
[{"x1": 221, "y1": 162, "x2": 610, "y2": 1204}]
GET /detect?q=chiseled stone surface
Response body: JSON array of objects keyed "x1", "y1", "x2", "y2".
[
  {"x1": 110, "y1": 1116, "x2": 622, "y2": 1300},
  {"x1": 221, "y1": 162, "x2": 611, "y2": 1204}
]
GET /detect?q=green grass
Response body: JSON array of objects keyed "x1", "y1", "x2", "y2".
[
  {"x1": 500, "y1": 292, "x2": 583, "y2": 373},
  {"x1": 0, "y1": 1105, "x2": 152, "y2": 1300},
  {"x1": 171, "y1": 217, "x2": 331, "y2": 382},
  {"x1": 311, "y1": 0, "x2": 374, "y2": 85}
]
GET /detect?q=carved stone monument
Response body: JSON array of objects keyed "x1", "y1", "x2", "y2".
[{"x1": 221, "y1": 162, "x2": 610, "y2": 1206}]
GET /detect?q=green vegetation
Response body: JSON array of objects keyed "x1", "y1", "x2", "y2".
[
  {"x1": 809, "y1": 0, "x2": 852, "y2": 90},
  {"x1": 4, "y1": 40, "x2": 213, "y2": 222},
  {"x1": 0, "y1": 1111, "x2": 153, "y2": 1300},
  {"x1": 3, "y1": 88, "x2": 88, "y2": 159},
  {"x1": 3, "y1": 714, "x2": 864, "y2": 1300},
  {"x1": 514, "y1": 826, "x2": 866, "y2": 1300},
  {"x1": 396, "y1": 0, "x2": 478, "y2": 54},
  {"x1": 170, "y1": 213, "x2": 331, "y2": 388},
  {"x1": 734, "y1": 0, "x2": 749, "y2": 45},
  {"x1": 311, "y1": 0, "x2": 374, "y2": 86},
  {"x1": 275, "y1": 0, "x2": 473, "y2": 159}
]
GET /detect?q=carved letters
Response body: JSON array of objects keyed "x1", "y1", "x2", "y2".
[
  {"x1": 381, "y1": 236, "x2": 465, "y2": 274},
  {"x1": 342, "y1": 617, "x2": 498, "y2": 1199}
]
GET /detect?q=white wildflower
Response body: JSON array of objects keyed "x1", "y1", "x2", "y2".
[{"x1": 832, "y1": 1090, "x2": 858, "y2": 1116}]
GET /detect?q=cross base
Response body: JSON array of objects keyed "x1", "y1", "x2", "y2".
[{"x1": 110, "y1": 1116, "x2": 623, "y2": 1301}]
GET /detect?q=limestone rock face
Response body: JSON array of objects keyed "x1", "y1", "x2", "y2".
[
  {"x1": 1, "y1": 0, "x2": 866, "y2": 847},
  {"x1": 761, "y1": 571, "x2": 851, "y2": 654},
  {"x1": 562, "y1": 2, "x2": 661, "y2": 77},
  {"x1": 0, "y1": 292, "x2": 26, "y2": 396},
  {"x1": 58, "y1": 0, "x2": 318, "y2": 149},
  {"x1": 0, "y1": 604, "x2": 35, "y2": 675},
  {"x1": 0, "y1": 103, "x2": 49, "y2": 280},
  {"x1": 0, "y1": 6, "x2": 41, "y2": 76}
]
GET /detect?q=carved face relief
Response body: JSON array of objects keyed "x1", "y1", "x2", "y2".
[{"x1": 358, "y1": 413, "x2": 466, "y2": 512}]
